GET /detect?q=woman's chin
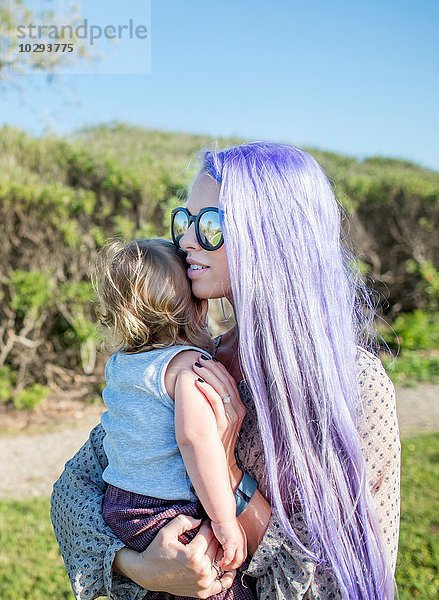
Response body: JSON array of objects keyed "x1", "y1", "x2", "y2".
[{"x1": 190, "y1": 279, "x2": 223, "y2": 301}]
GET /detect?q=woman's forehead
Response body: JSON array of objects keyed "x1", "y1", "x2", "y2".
[{"x1": 187, "y1": 173, "x2": 220, "y2": 211}]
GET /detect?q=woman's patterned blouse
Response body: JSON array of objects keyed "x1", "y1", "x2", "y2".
[{"x1": 50, "y1": 346, "x2": 401, "y2": 599}]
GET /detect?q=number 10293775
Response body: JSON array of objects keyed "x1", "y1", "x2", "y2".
[{"x1": 18, "y1": 43, "x2": 74, "y2": 53}]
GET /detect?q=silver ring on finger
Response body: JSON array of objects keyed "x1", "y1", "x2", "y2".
[
  {"x1": 212, "y1": 560, "x2": 225, "y2": 579},
  {"x1": 222, "y1": 395, "x2": 232, "y2": 404}
]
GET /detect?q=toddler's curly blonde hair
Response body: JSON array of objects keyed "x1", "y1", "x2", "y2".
[{"x1": 92, "y1": 238, "x2": 214, "y2": 354}]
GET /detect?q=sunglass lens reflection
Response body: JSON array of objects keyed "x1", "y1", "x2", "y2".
[
  {"x1": 199, "y1": 210, "x2": 222, "y2": 249},
  {"x1": 173, "y1": 210, "x2": 189, "y2": 243}
]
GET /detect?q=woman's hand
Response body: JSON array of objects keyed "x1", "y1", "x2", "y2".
[
  {"x1": 114, "y1": 516, "x2": 236, "y2": 598},
  {"x1": 193, "y1": 354, "x2": 246, "y2": 488}
]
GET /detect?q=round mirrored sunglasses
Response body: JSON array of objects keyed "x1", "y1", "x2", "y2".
[{"x1": 171, "y1": 207, "x2": 224, "y2": 251}]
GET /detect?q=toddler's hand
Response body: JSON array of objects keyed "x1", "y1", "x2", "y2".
[{"x1": 211, "y1": 518, "x2": 247, "y2": 570}]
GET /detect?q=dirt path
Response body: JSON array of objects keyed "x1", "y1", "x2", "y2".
[{"x1": 0, "y1": 384, "x2": 438, "y2": 500}]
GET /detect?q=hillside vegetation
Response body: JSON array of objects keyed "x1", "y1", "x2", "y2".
[{"x1": 0, "y1": 123, "x2": 438, "y2": 409}]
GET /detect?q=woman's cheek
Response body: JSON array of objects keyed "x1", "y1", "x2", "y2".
[{"x1": 190, "y1": 249, "x2": 231, "y2": 299}]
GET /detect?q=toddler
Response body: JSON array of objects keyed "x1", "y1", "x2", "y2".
[{"x1": 93, "y1": 238, "x2": 255, "y2": 600}]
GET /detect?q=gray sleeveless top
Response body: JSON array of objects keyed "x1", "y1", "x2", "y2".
[{"x1": 101, "y1": 345, "x2": 211, "y2": 501}]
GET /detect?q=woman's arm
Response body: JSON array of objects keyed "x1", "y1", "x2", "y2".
[
  {"x1": 50, "y1": 423, "x2": 145, "y2": 599},
  {"x1": 51, "y1": 422, "x2": 236, "y2": 599},
  {"x1": 229, "y1": 465, "x2": 272, "y2": 557}
]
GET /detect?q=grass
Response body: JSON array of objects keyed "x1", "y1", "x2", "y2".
[
  {"x1": 0, "y1": 497, "x2": 74, "y2": 599},
  {"x1": 396, "y1": 433, "x2": 439, "y2": 598},
  {"x1": 0, "y1": 434, "x2": 438, "y2": 599}
]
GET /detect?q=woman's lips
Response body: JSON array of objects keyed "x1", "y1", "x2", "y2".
[{"x1": 187, "y1": 266, "x2": 209, "y2": 279}]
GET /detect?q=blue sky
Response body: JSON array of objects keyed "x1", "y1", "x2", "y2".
[{"x1": 2, "y1": 0, "x2": 438, "y2": 170}]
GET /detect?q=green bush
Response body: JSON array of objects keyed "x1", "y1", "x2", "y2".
[
  {"x1": 0, "y1": 366, "x2": 16, "y2": 404},
  {"x1": 9, "y1": 270, "x2": 55, "y2": 314},
  {"x1": 379, "y1": 305, "x2": 439, "y2": 385},
  {"x1": 383, "y1": 351, "x2": 439, "y2": 386},
  {"x1": 12, "y1": 384, "x2": 51, "y2": 411},
  {"x1": 406, "y1": 259, "x2": 439, "y2": 311},
  {"x1": 0, "y1": 123, "x2": 438, "y2": 407},
  {"x1": 383, "y1": 309, "x2": 439, "y2": 351}
]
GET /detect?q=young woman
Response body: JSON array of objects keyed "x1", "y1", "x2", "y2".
[{"x1": 51, "y1": 142, "x2": 401, "y2": 599}]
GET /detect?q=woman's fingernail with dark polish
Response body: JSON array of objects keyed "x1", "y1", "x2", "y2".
[
  {"x1": 197, "y1": 378, "x2": 205, "y2": 383},
  {"x1": 194, "y1": 361, "x2": 202, "y2": 368},
  {"x1": 200, "y1": 354, "x2": 211, "y2": 360},
  {"x1": 212, "y1": 357, "x2": 219, "y2": 362}
]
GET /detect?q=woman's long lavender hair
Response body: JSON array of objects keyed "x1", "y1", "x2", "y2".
[{"x1": 201, "y1": 142, "x2": 395, "y2": 599}]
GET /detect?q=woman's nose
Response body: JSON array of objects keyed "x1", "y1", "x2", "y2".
[{"x1": 179, "y1": 223, "x2": 200, "y2": 252}]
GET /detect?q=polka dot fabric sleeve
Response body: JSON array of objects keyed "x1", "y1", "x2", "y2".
[{"x1": 50, "y1": 423, "x2": 147, "y2": 600}]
